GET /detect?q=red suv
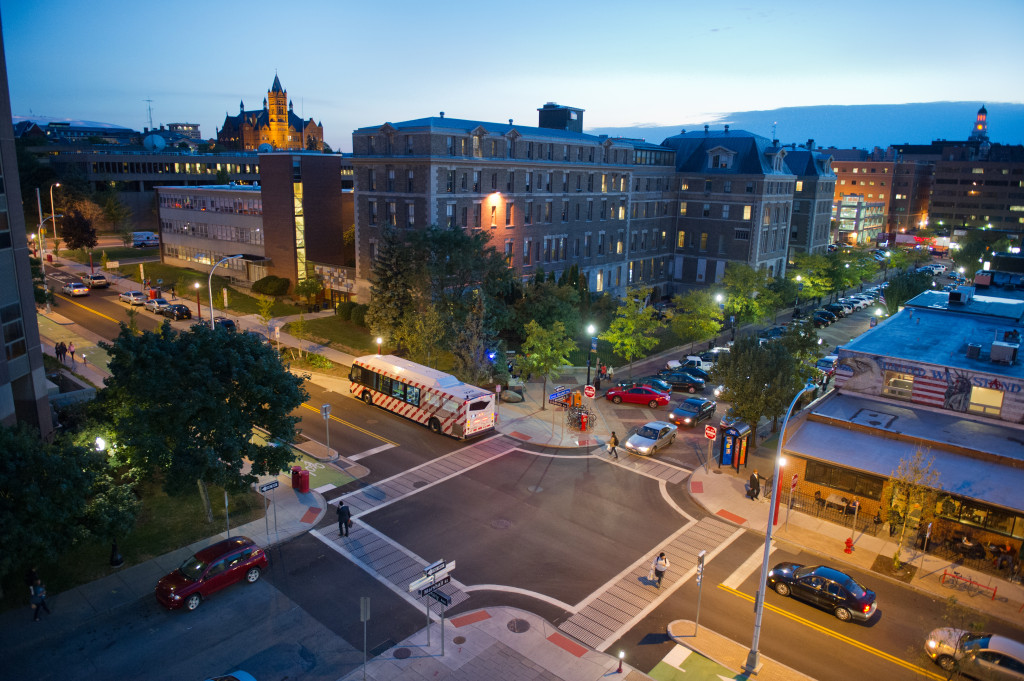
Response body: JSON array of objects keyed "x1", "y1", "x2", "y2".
[{"x1": 156, "y1": 536, "x2": 268, "y2": 611}]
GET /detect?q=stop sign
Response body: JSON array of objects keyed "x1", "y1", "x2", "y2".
[
  {"x1": 704, "y1": 425, "x2": 717, "y2": 440},
  {"x1": 583, "y1": 385, "x2": 596, "y2": 398}
]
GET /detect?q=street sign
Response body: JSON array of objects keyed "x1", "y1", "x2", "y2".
[
  {"x1": 549, "y1": 386, "x2": 570, "y2": 400},
  {"x1": 704, "y1": 425, "x2": 717, "y2": 440},
  {"x1": 590, "y1": 337, "x2": 598, "y2": 352},
  {"x1": 418, "y1": 575, "x2": 450, "y2": 596},
  {"x1": 274, "y1": 325, "x2": 281, "y2": 340},
  {"x1": 427, "y1": 590, "x2": 451, "y2": 606},
  {"x1": 322, "y1": 403, "x2": 331, "y2": 419},
  {"x1": 408, "y1": 561, "x2": 456, "y2": 592},
  {"x1": 423, "y1": 559, "x2": 447, "y2": 577},
  {"x1": 583, "y1": 385, "x2": 596, "y2": 399},
  {"x1": 791, "y1": 473, "x2": 799, "y2": 491},
  {"x1": 259, "y1": 480, "x2": 280, "y2": 493}
]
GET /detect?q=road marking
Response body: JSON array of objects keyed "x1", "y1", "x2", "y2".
[
  {"x1": 722, "y1": 542, "x2": 776, "y2": 590},
  {"x1": 717, "y1": 584, "x2": 944, "y2": 680},
  {"x1": 461, "y1": 583, "x2": 574, "y2": 612},
  {"x1": 659, "y1": 479, "x2": 696, "y2": 522},
  {"x1": 53, "y1": 294, "x2": 123, "y2": 325},
  {"x1": 300, "y1": 402, "x2": 397, "y2": 445},
  {"x1": 348, "y1": 443, "x2": 396, "y2": 461}
]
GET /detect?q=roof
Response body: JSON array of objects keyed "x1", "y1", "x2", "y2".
[
  {"x1": 786, "y1": 393, "x2": 1024, "y2": 512},
  {"x1": 784, "y1": 149, "x2": 835, "y2": 177},
  {"x1": 271, "y1": 75, "x2": 284, "y2": 93},
  {"x1": 659, "y1": 129, "x2": 793, "y2": 175},
  {"x1": 354, "y1": 116, "x2": 610, "y2": 143}
]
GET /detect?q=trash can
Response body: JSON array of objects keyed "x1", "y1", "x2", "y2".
[
  {"x1": 291, "y1": 465, "x2": 302, "y2": 489},
  {"x1": 298, "y1": 469, "x2": 310, "y2": 493}
]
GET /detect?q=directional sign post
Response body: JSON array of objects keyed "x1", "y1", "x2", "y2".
[
  {"x1": 322, "y1": 403, "x2": 333, "y2": 460},
  {"x1": 409, "y1": 560, "x2": 455, "y2": 648},
  {"x1": 258, "y1": 480, "x2": 280, "y2": 538},
  {"x1": 694, "y1": 549, "x2": 707, "y2": 635},
  {"x1": 419, "y1": 575, "x2": 451, "y2": 596},
  {"x1": 703, "y1": 425, "x2": 717, "y2": 474}
]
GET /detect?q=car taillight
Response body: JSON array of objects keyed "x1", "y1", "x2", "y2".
[{"x1": 862, "y1": 603, "x2": 871, "y2": 613}]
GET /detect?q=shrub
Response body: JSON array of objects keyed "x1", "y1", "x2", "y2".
[
  {"x1": 336, "y1": 301, "x2": 356, "y2": 320},
  {"x1": 252, "y1": 275, "x2": 290, "y2": 296},
  {"x1": 308, "y1": 353, "x2": 333, "y2": 370},
  {"x1": 350, "y1": 304, "x2": 368, "y2": 327}
]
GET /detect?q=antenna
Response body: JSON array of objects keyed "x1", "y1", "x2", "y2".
[
  {"x1": 771, "y1": 121, "x2": 778, "y2": 139},
  {"x1": 144, "y1": 98, "x2": 154, "y2": 130}
]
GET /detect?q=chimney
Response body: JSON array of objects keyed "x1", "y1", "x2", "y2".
[
  {"x1": 704, "y1": 125, "x2": 709, "y2": 135},
  {"x1": 724, "y1": 125, "x2": 729, "y2": 133},
  {"x1": 509, "y1": 119, "x2": 513, "y2": 125},
  {"x1": 680, "y1": 129, "x2": 686, "y2": 134},
  {"x1": 440, "y1": 111, "x2": 444, "y2": 118},
  {"x1": 807, "y1": 138, "x2": 814, "y2": 150}
]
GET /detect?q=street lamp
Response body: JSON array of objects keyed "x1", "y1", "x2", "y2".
[
  {"x1": 376, "y1": 337, "x2": 383, "y2": 356},
  {"x1": 208, "y1": 255, "x2": 244, "y2": 328},
  {"x1": 49, "y1": 182, "x2": 61, "y2": 244},
  {"x1": 194, "y1": 282, "x2": 202, "y2": 321},
  {"x1": 745, "y1": 381, "x2": 816, "y2": 673},
  {"x1": 794, "y1": 275, "x2": 802, "y2": 308},
  {"x1": 586, "y1": 323, "x2": 597, "y2": 386}
]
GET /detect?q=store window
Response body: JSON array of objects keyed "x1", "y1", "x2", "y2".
[{"x1": 968, "y1": 385, "x2": 1003, "y2": 416}]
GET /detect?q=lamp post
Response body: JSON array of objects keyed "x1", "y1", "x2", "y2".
[
  {"x1": 794, "y1": 275, "x2": 802, "y2": 308},
  {"x1": 585, "y1": 323, "x2": 596, "y2": 386},
  {"x1": 49, "y1": 182, "x2": 61, "y2": 244},
  {"x1": 194, "y1": 282, "x2": 202, "y2": 321},
  {"x1": 208, "y1": 255, "x2": 243, "y2": 328},
  {"x1": 376, "y1": 337, "x2": 383, "y2": 356},
  {"x1": 745, "y1": 382, "x2": 816, "y2": 674}
]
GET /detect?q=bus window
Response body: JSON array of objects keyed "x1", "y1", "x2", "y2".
[
  {"x1": 381, "y1": 376, "x2": 392, "y2": 395},
  {"x1": 406, "y1": 385, "x2": 420, "y2": 407},
  {"x1": 392, "y1": 381, "x2": 406, "y2": 400},
  {"x1": 469, "y1": 399, "x2": 490, "y2": 412}
]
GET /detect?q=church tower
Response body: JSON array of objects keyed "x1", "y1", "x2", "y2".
[
  {"x1": 267, "y1": 74, "x2": 289, "y2": 149},
  {"x1": 969, "y1": 104, "x2": 988, "y2": 142}
]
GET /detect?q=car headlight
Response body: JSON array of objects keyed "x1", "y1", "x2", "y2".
[
  {"x1": 683, "y1": 417, "x2": 692, "y2": 423},
  {"x1": 639, "y1": 446, "x2": 650, "y2": 454}
]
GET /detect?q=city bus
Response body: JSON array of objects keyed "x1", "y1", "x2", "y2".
[{"x1": 348, "y1": 355, "x2": 495, "y2": 439}]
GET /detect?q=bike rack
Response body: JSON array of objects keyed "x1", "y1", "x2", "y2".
[{"x1": 941, "y1": 569, "x2": 997, "y2": 600}]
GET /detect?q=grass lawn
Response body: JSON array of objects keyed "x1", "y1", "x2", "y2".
[
  {"x1": 0, "y1": 479, "x2": 264, "y2": 614},
  {"x1": 282, "y1": 353, "x2": 353, "y2": 378},
  {"x1": 115, "y1": 262, "x2": 301, "y2": 317},
  {"x1": 64, "y1": 246, "x2": 158, "y2": 264},
  {"x1": 284, "y1": 315, "x2": 375, "y2": 355}
]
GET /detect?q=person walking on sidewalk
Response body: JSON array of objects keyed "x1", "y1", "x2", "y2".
[
  {"x1": 337, "y1": 501, "x2": 352, "y2": 537},
  {"x1": 608, "y1": 431, "x2": 619, "y2": 459},
  {"x1": 748, "y1": 469, "x2": 761, "y2": 500},
  {"x1": 68, "y1": 342, "x2": 76, "y2": 365},
  {"x1": 30, "y1": 578, "x2": 51, "y2": 621},
  {"x1": 55, "y1": 341, "x2": 66, "y2": 364},
  {"x1": 651, "y1": 552, "x2": 670, "y2": 588}
]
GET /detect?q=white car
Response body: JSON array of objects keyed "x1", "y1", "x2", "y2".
[
  {"x1": 144, "y1": 297, "x2": 170, "y2": 313},
  {"x1": 928, "y1": 264, "x2": 948, "y2": 274},
  {"x1": 925, "y1": 628, "x2": 1024, "y2": 676},
  {"x1": 62, "y1": 282, "x2": 90, "y2": 297},
  {"x1": 119, "y1": 290, "x2": 147, "y2": 306},
  {"x1": 623, "y1": 421, "x2": 677, "y2": 456}
]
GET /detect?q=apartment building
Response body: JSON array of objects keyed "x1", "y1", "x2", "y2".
[
  {"x1": 351, "y1": 103, "x2": 677, "y2": 300},
  {"x1": 929, "y1": 144, "x2": 1024, "y2": 237},
  {"x1": 661, "y1": 127, "x2": 795, "y2": 284},
  {"x1": 833, "y1": 194, "x2": 885, "y2": 246},
  {"x1": 782, "y1": 142, "x2": 836, "y2": 257}
]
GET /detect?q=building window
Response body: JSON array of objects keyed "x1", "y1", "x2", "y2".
[
  {"x1": 746, "y1": 182, "x2": 754, "y2": 193},
  {"x1": 461, "y1": 206, "x2": 468, "y2": 228},
  {"x1": 969, "y1": 385, "x2": 1003, "y2": 416},
  {"x1": 407, "y1": 170, "x2": 414, "y2": 192},
  {"x1": 882, "y1": 371, "x2": 914, "y2": 400},
  {"x1": 587, "y1": 202, "x2": 593, "y2": 221},
  {"x1": 387, "y1": 170, "x2": 395, "y2": 192},
  {"x1": 386, "y1": 201, "x2": 397, "y2": 227},
  {"x1": 505, "y1": 238, "x2": 514, "y2": 267},
  {"x1": 722, "y1": 204, "x2": 730, "y2": 219},
  {"x1": 584, "y1": 233, "x2": 592, "y2": 256},
  {"x1": 447, "y1": 203, "x2": 456, "y2": 228},
  {"x1": 677, "y1": 230, "x2": 685, "y2": 248},
  {"x1": 368, "y1": 200, "x2": 378, "y2": 225},
  {"x1": 368, "y1": 170, "x2": 376, "y2": 191},
  {"x1": 699, "y1": 233, "x2": 708, "y2": 250},
  {"x1": 724, "y1": 181, "x2": 732, "y2": 193},
  {"x1": 795, "y1": 180, "x2": 803, "y2": 192},
  {"x1": 472, "y1": 171, "x2": 480, "y2": 192},
  {"x1": 506, "y1": 202, "x2": 513, "y2": 227},
  {"x1": 679, "y1": 202, "x2": 687, "y2": 216},
  {"x1": 507, "y1": 171, "x2": 514, "y2": 192},
  {"x1": 491, "y1": 172, "x2": 498, "y2": 190},
  {"x1": 407, "y1": 203, "x2": 415, "y2": 228},
  {"x1": 805, "y1": 460, "x2": 884, "y2": 500},
  {"x1": 523, "y1": 237, "x2": 532, "y2": 265},
  {"x1": 544, "y1": 202, "x2": 552, "y2": 223},
  {"x1": 473, "y1": 203, "x2": 481, "y2": 228},
  {"x1": 525, "y1": 201, "x2": 533, "y2": 225},
  {"x1": 561, "y1": 201, "x2": 568, "y2": 222},
  {"x1": 446, "y1": 171, "x2": 455, "y2": 193},
  {"x1": 490, "y1": 205, "x2": 497, "y2": 228},
  {"x1": 525, "y1": 171, "x2": 532, "y2": 192},
  {"x1": 406, "y1": 136, "x2": 414, "y2": 154},
  {"x1": 743, "y1": 205, "x2": 752, "y2": 220},
  {"x1": 734, "y1": 229, "x2": 749, "y2": 240},
  {"x1": 703, "y1": 203, "x2": 711, "y2": 217}
]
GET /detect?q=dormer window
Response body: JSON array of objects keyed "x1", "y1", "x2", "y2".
[{"x1": 706, "y1": 146, "x2": 735, "y2": 170}]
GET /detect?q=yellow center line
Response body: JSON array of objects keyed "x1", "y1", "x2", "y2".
[
  {"x1": 54, "y1": 293, "x2": 123, "y2": 325},
  {"x1": 717, "y1": 584, "x2": 945, "y2": 680},
  {"x1": 300, "y1": 402, "x2": 397, "y2": 446}
]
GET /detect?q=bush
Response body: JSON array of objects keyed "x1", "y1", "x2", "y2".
[
  {"x1": 308, "y1": 353, "x2": 333, "y2": 370},
  {"x1": 350, "y1": 304, "x2": 368, "y2": 327},
  {"x1": 336, "y1": 301, "x2": 356, "y2": 320},
  {"x1": 252, "y1": 275, "x2": 290, "y2": 296}
]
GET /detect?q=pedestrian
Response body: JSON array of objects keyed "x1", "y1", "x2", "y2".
[
  {"x1": 599, "y1": 363, "x2": 607, "y2": 380},
  {"x1": 337, "y1": 501, "x2": 352, "y2": 537},
  {"x1": 651, "y1": 552, "x2": 670, "y2": 588},
  {"x1": 608, "y1": 431, "x2": 619, "y2": 459},
  {"x1": 748, "y1": 469, "x2": 761, "y2": 500},
  {"x1": 55, "y1": 341, "x2": 66, "y2": 364},
  {"x1": 170, "y1": 284, "x2": 176, "y2": 300},
  {"x1": 607, "y1": 366, "x2": 614, "y2": 381},
  {"x1": 68, "y1": 341, "x2": 76, "y2": 365},
  {"x1": 29, "y1": 578, "x2": 50, "y2": 621}
]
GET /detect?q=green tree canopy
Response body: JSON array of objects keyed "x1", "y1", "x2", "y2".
[
  {"x1": 669, "y1": 290, "x2": 723, "y2": 344},
  {"x1": 599, "y1": 286, "x2": 662, "y2": 376},
  {"x1": 721, "y1": 263, "x2": 778, "y2": 325},
  {"x1": 513, "y1": 279, "x2": 582, "y2": 339},
  {"x1": 787, "y1": 252, "x2": 832, "y2": 301},
  {"x1": 882, "y1": 270, "x2": 933, "y2": 314},
  {"x1": 97, "y1": 322, "x2": 307, "y2": 521},
  {"x1": 518, "y1": 319, "x2": 576, "y2": 409},
  {"x1": 61, "y1": 208, "x2": 98, "y2": 252},
  {"x1": 294, "y1": 275, "x2": 324, "y2": 305}
]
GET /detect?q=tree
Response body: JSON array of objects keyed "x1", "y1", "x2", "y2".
[
  {"x1": 518, "y1": 320, "x2": 576, "y2": 409},
  {"x1": 365, "y1": 227, "x2": 415, "y2": 341},
  {"x1": 0, "y1": 423, "x2": 136, "y2": 581},
  {"x1": 289, "y1": 314, "x2": 308, "y2": 359},
  {"x1": 882, "y1": 270, "x2": 932, "y2": 314},
  {"x1": 722, "y1": 264, "x2": 776, "y2": 325},
  {"x1": 256, "y1": 294, "x2": 275, "y2": 332},
  {"x1": 449, "y1": 291, "x2": 496, "y2": 386},
  {"x1": 61, "y1": 208, "x2": 98, "y2": 252},
  {"x1": 101, "y1": 193, "x2": 132, "y2": 235},
  {"x1": 669, "y1": 290, "x2": 722, "y2": 344},
  {"x1": 886, "y1": 248, "x2": 911, "y2": 278},
  {"x1": 294, "y1": 275, "x2": 324, "y2": 306},
  {"x1": 97, "y1": 322, "x2": 307, "y2": 522},
  {"x1": 758, "y1": 340, "x2": 806, "y2": 432},
  {"x1": 29, "y1": 255, "x2": 53, "y2": 307},
  {"x1": 599, "y1": 286, "x2": 662, "y2": 376},
  {"x1": 393, "y1": 292, "x2": 446, "y2": 367},
  {"x1": 787, "y1": 252, "x2": 832, "y2": 302},
  {"x1": 711, "y1": 335, "x2": 769, "y2": 431},
  {"x1": 513, "y1": 279, "x2": 581, "y2": 339},
  {"x1": 880, "y1": 449, "x2": 941, "y2": 569}
]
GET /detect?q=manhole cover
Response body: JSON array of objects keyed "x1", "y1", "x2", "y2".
[
  {"x1": 413, "y1": 481, "x2": 427, "y2": 488},
  {"x1": 393, "y1": 647, "x2": 411, "y2": 659},
  {"x1": 453, "y1": 636, "x2": 466, "y2": 645},
  {"x1": 713, "y1": 469, "x2": 723, "y2": 474},
  {"x1": 491, "y1": 518, "x2": 512, "y2": 529},
  {"x1": 507, "y1": 618, "x2": 531, "y2": 633}
]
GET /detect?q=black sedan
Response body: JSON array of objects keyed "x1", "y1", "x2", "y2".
[
  {"x1": 161, "y1": 304, "x2": 192, "y2": 321},
  {"x1": 676, "y1": 365, "x2": 710, "y2": 381},
  {"x1": 656, "y1": 371, "x2": 705, "y2": 393},
  {"x1": 813, "y1": 309, "x2": 838, "y2": 324},
  {"x1": 810, "y1": 313, "x2": 832, "y2": 328},
  {"x1": 767, "y1": 562, "x2": 877, "y2": 622}
]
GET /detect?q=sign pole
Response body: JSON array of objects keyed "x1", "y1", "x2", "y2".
[
  {"x1": 694, "y1": 550, "x2": 706, "y2": 635},
  {"x1": 360, "y1": 597, "x2": 370, "y2": 681},
  {"x1": 273, "y1": 485, "x2": 278, "y2": 538},
  {"x1": 426, "y1": 599, "x2": 431, "y2": 646},
  {"x1": 322, "y1": 403, "x2": 332, "y2": 460},
  {"x1": 264, "y1": 489, "x2": 269, "y2": 537}
]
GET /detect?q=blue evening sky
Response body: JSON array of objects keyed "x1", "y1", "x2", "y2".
[{"x1": 3, "y1": 0, "x2": 1023, "y2": 152}]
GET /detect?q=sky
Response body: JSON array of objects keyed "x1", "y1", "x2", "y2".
[{"x1": 3, "y1": 0, "x2": 1023, "y2": 153}]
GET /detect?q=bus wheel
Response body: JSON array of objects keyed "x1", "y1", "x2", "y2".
[
  {"x1": 362, "y1": 391, "x2": 373, "y2": 406},
  {"x1": 428, "y1": 418, "x2": 441, "y2": 434}
]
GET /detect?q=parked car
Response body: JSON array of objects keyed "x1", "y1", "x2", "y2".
[
  {"x1": 605, "y1": 385, "x2": 671, "y2": 408},
  {"x1": 62, "y1": 282, "x2": 90, "y2": 297},
  {"x1": 155, "y1": 536, "x2": 268, "y2": 611},
  {"x1": 925, "y1": 628, "x2": 1024, "y2": 676},
  {"x1": 82, "y1": 273, "x2": 110, "y2": 289},
  {"x1": 758, "y1": 326, "x2": 788, "y2": 340},
  {"x1": 615, "y1": 376, "x2": 674, "y2": 394},
  {"x1": 244, "y1": 330, "x2": 272, "y2": 346},
  {"x1": 814, "y1": 309, "x2": 838, "y2": 324},
  {"x1": 144, "y1": 297, "x2": 170, "y2": 314},
  {"x1": 213, "y1": 316, "x2": 236, "y2": 331},
  {"x1": 929, "y1": 263, "x2": 948, "y2": 274},
  {"x1": 656, "y1": 371, "x2": 705, "y2": 393},
  {"x1": 719, "y1": 407, "x2": 746, "y2": 430},
  {"x1": 699, "y1": 347, "x2": 731, "y2": 364},
  {"x1": 810, "y1": 313, "x2": 832, "y2": 328},
  {"x1": 119, "y1": 290, "x2": 147, "y2": 306},
  {"x1": 767, "y1": 562, "x2": 877, "y2": 622},
  {"x1": 823, "y1": 303, "x2": 850, "y2": 318},
  {"x1": 815, "y1": 355, "x2": 838, "y2": 379},
  {"x1": 161, "y1": 304, "x2": 192, "y2": 321},
  {"x1": 668, "y1": 397, "x2": 717, "y2": 428},
  {"x1": 623, "y1": 420, "x2": 677, "y2": 456},
  {"x1": 674, "y1": 365, "x2": 710, "y2": 381}
]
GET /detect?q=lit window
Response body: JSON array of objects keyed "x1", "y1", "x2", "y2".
[{"x1": 969, "y1": 386, "x2": 1003, "y2": 416}]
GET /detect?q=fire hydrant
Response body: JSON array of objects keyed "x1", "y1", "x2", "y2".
[
  {"x1": 844, "y1": 537, "x2": 854, "y2": 554},
  {"x1": 581, "y1": 412, "x2": 589, "y2": 431}
]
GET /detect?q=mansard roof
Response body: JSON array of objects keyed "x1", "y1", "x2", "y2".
[{"x1": 660, "y1": 129, "x2": 792, "y2": 175}]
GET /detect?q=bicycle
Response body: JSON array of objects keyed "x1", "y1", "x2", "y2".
[{"x1": 942, "y1": 569, "x2": 981, "y2": 597}]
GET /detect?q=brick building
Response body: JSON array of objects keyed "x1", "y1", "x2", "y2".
[
  {"x1": 218, "y1": 75, "x2": 324, "y2": 152},
  {"x1": 781, "y1": 141, "x2": 836, "y2": 257}
]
